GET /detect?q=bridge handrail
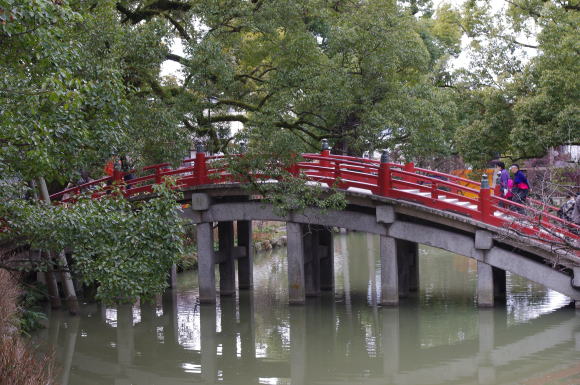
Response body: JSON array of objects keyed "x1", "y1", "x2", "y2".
[
  {"x1": 319, "y1": 155, "x2": 561, "y2": 213},
  {"x1": 492, "y1": 195, "x2": 580, "y2": 231},
  {"x1": 47, "y1": 149, "x2": 579, "y2": 247},
  {"x1": 49, "y1": 176, "x2": 112, "y2": 201}
]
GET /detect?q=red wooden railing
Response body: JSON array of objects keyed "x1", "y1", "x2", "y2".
[{"x1": 50, "y1": 147, "x2": 580, "y2": 250}]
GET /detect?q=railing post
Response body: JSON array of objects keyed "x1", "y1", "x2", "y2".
[
  {"x1": 320, "y1": 139, "x2": 330, "y2": 177},
  {"x1": 195, "y1": 142, "x2": 208, "y2": 185},
  {"x1": 404, "y1": 162, "x2": 415, "y2": 183},
  {"x1": 289, "y1": 153, "x2": 299, "y2": 177},
  {"x1": 113, "y1": 168, "x2": 124, "y2": 195},
  {"x1": 363, "y1": 151, "x2": 371, "y2": 173},
  {"x1": 378, "y1": 150, "x2": 392, "y2": 196},
  {"x1": 479, "y1": 174, "x2": 492, "y2": 223},
  {"x1": 430, "y1": 181, "x2": 439, "y2": 201},
  {"x1": 154, "y1": 167, "x2": 162, "y2": 184},
  {"x1": 334, "y1": 162, "x2": 342, "y2": 188}
]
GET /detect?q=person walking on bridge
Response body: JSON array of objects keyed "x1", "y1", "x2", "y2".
[
  {"x1": 495, "y1": 161, "x2": 510, "y2": 204},
  {"x1": 509, "y1": 164, "x2": 530, "y2": 213},
  {"x1": 572, "y1": 193, "x2": 580, "y2": 225},
  {"x1": 558, "y1": 194, "x2": 576, "y2": 222}
]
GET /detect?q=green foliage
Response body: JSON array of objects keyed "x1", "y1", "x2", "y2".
[
  {"x1": 18, "y1": 283, "x2": 47, "y2": 335},
  {"x1": 3, "y1": 182, "x2": 185, "y2": 304},
  {"x1": 455, "y1": 0, "x2": 580, "y2": 164},
  {"x1": 226, "y1": 147, "x2": 347, "y2": 217},
  {"x1": 0, "y1": 1, "x2": 129, "y2": 181},
  {"x1": 99, "y1": 0, "x2": 463, "y2": 160}
]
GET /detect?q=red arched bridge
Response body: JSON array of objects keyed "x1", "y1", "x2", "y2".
[{"x1": 51, "y1": 145, "x2": 580, "y2": 307}]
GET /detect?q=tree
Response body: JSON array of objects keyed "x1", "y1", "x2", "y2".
[
  {"x1": 111, "y1": 0, "x2": 463, "y2": 161},
  {"x1": 453, "y1": 0, "x2": 580, "y2": 166},
  {"x1": 0, "y1": 0, "x2": 187, "y2": 303}
]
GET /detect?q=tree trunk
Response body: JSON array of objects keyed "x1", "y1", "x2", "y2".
[{"x1": 37, "y1": 177, "x2": 79, "y2": 315}]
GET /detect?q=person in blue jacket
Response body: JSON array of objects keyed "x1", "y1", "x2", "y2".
[{"x1": 509, "y1": 164, "x2": 530, "y2": 213}]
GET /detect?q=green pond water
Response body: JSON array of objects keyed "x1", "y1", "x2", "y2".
[{"x1": 35, "y1": 232, "x2": 580, "y2": 385}]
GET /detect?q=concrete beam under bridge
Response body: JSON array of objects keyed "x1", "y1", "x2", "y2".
[{"x1": 186, "y1": 195, "x2": 580, "y2": 306}]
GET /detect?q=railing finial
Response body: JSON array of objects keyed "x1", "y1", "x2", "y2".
[
  {"x1": 380, "y1": 150, "x2": 389, "y2": 164},
  {"x1": 321, "y1": 139, "x2": 329, "y2": 151},
  {"x1": 239, "y1": 141, "x2": 247, "y2": 154},
  {"x1": 481, "y1": 173, "x2": 489, "y2": 189},
  {"x1": 195, "y1": 141, "x2": 205, "y2": 153}
]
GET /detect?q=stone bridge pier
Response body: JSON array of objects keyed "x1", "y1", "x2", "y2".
[
  {"x1": 187, "y1": 191, "x2": 580, "y2": 308},
  {"x1": 193, "y1": 220, "x2": 423, "y2": 306},
  {"x1": 196, "y1": 219, "x2": 254, "y2": 303},
  {"x1": 193, "y1": 219, "x2": 509, "y2": 308}
]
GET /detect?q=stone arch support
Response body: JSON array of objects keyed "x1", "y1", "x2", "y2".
[{"x1": 183, "y1": 198, "x2": 580, "y2": 302}]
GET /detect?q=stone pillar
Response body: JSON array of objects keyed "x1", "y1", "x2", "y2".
[
  {"x1": 492, "y1": 267, "x2": 506, "y2": 300},
  {"x1": 396, "y1": 241, "x2": 410, "y2": 298},
  {"x1": 237, "y1": 220, "x2": 254, "y2": 290},
  {"x1": 319, "y1": 227, "x2": 334, "y2": 291},
  {"x1": 304, "y1": 225, "x2": 321, "y2": 297},
  {"x1": 200, "y1": 304, "x2": 217, "y2": 383},
  {"x1": 396, "y1": 240, "x2": 419, "y2": 298},
  {"x1": 218, "y1": 221, "x2": 236, "y2": 296},
  {"x1": 287, "y1": 222, "x2": 305, "y2": 304},
  {"x1": 340, "y1": 231, "x2": 352, "y2": 312},
  {"x1": 367, "y1": 233, "x2": 378, "y2": 305},
  {"x1": 197, "y1": 222, "x2": 216, "y2": 303},
  {"x1": 380, "y1": 235, "x2": 399, "y2": 306},
  {"x1": 477, "y1": 261, "x2": 494, "y2": 307},
  {"x1": 408, "y1": 244, "x2": 419, "y2": 292}
]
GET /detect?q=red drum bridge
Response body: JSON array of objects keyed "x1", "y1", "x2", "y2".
[{"x1": 51, "y1": 143, "x2": 580, "y2": 308}]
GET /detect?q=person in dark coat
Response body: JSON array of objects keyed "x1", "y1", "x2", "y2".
[{"x1": 509, "y1": 164, "x2": 530, "y2": 213}]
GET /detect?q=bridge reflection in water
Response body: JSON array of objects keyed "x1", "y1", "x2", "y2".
[{"x1": 38, "y1": 233, "x2": 580, "y2": 385}]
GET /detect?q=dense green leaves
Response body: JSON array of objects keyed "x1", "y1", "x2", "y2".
[
  {"x1": 455, "y1": 0, "x2": 580, "y2": 165},
  {"x1": 2, "y1": 183, "x2": 185, "y2": 304}
]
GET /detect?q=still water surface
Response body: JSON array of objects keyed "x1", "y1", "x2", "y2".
[{"x1": 36, "y1": 232, "x2": 580, "y2": 385}]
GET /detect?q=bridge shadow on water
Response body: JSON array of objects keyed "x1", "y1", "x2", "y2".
[{"x1": 36, "y1": 233, "x2": 580, "y2": 385}]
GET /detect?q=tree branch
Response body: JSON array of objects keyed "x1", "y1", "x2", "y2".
[
  {"x1": 215, "y1": 99, "x2": 258, "y2": 111},
  {"x1": 164, "y1": 14, "x2": 191, "y2": 41},
  {"x1": 165, "y1": 53, "x2": 187, "y2": 64},
  {"x1": 197, "y1": 114, "x2": 249, "y2": 125}
]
